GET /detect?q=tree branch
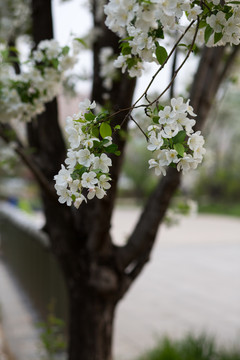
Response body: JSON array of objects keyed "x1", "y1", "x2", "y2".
[
  {"x1": 116, "y1": 168, "x2": 181, "y2": 272},
  {"x1": 0, "y1": 122, "x2": 56, "y2": 199},
  {"x1": 170, "y1": 43, "x2": 179, "y2": 98}
]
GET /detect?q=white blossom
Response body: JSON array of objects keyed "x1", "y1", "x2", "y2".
[
  {"x1": 187, "y1": 131, "x2": 205, "y2": 151},
  {"x1": 161, "y1": 124, "x2": 179, "y2": 138},
  {"x1": 177, "y1": 154, "x2": 199, "y2": 174},
  {"x1": 87, "y1": 187, "x2": 106, "y2": 200},
  {"x1": 206, "y1": 12, "x2": 227, "y2": 33},
  {"x1": 74, "y1": 195, "x2": 87, "y2": 209},
  {"x1": 54, "y1": 165, "x2": 72, "y2": 187},
  {"x1": 166, "y1": 149, "x2": 179, "y2": 164},
  {"x1": 148, "y1": 159, "x2": 167, "y2": 176},
  {"x1": 78, "y1": 99, "x2": 96, "y2": 114},
  {"x1": 99, "y1": 175, "x2": 111, "y2": 190},
  {"x1": 147, "y1": 134, "x2": 164, "y2": 151},
  {"x1": 57, "y1": 188, "x2": 73, "y2": 206},
  {"x1": 159, "y1": 106, "x2": 175, "y2": 125},
  {"x1": 171, "y1": 97, "x2": 187, "y2": 113},
  {"x1": 93, "y1": 153, "x2": 112, "y2": 172},
  {"x1": 147, "y1": 98, "x2": 205, "y2": 177},
  {"x1": 81, "y1": 171, "x2": 98, "y2": 188},
  {"x1": 77, "y1": 149, "x2": 95, "y2": 167}
]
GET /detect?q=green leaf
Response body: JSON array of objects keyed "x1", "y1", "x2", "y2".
[
  {"x1": 155, "y1": 22, "x2": 164, "y2": 39},
  {"x1": 100, "y1": 122, "x2": 112, "y2": 138},
  {"x1": 119, "y1": 36, "x2": 133, "y2": 43},
  {"x1": 174, "y1": 143, "x2": 185, "y2": 157},
  {"x1": 198, "y1": 20, "x2": 207, "y2": 29},
  {"x1": 7, "y1": 56, "x2": 20, "y2": 63},
  {"x1": 157, "y1": 105, "x2": 164, "y2": 111},
  {"x1": 225, "y1": 11, "x2": 233, "y2": 20},
  {"x1": 126, "y1": 57, "x2": 138, "y2": 69},
  {"x1": 155, "y1": 44, "x2": 168, "y2": 65},
  {"x1": 121, "y1": 42, "x2": 132, "y2": 55},
  {"x1": 153, "y1": 116, "x2": 160, "y2": 124},
  {"x1": 74, "y1": 37, "x2": 88, "y2": 48},
  {"x1": 101, "y1": 138, "x2": 110, "y2": 144},
  {"x1": 178, "y1": 43, "x2": 188, "y2": 48},
  {"x1": 8, "y1": 46, "x2": 19, "y2": 54},
  {"x1": 96, "y1": 111, "x2": 109, "y2": 122},
  {"x1": 172, "y1": 130, "x2": 186, "y2": 144},
  {"x1": 122, "y1": 46, "x2": 132, "y2": 56},
  {"x1": 204, "y1": 25, "x2": 214, "y2": 43},
  {"x1": 72, "y1": 166, "x2": 87, "y2": 180},
  {"x1": 214, "y1": 32, "x2": 223, "y2": 44},
  {"x1": 191, "y1": 44, "x2": 199, "y2": 55},
  {"x1": 105, "y1": 144, "x2": 118, "y2": 153},
  {"x1": 78, "y1": 166, "x2": 88, "y2": 177},
  {"x1": 92, "y1": 127, "x2": 99, "y2": 138},
  {"x1": 114, "y1": 125, "x2": 121, "y2": 130},
  {"x1": 84, "y1": 111, "x2": 95, "y2": 121},
  {"x1": 51, "y1": 58, "x2": 59, "y2": 69},
  {"x1": 62, "y1": 46, "x2": 70, "y2": 55}
]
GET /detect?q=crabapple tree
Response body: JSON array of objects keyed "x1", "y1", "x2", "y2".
[{"x1": 0, "y1": 0, "x2": 239, "y2": 359}]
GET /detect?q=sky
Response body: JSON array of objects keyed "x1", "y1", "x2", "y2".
[{"x1": 51, "y1": 0, "x2": 198, "y2": 101}]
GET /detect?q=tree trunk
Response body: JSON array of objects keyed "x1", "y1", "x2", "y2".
[{"x1": 68, "y1": 287, "x2": 116, "y2": 360}]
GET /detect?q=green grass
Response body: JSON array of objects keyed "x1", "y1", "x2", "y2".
[
  {"x1": 136, "y1": 335, "x2": 240, "y2": 360},
  {"x1": 198, "y1": 203, "x2": 240, "y2": 217}
]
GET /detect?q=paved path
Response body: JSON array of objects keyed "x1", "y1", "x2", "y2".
[
  {"x1": 112, "y1": 210, "x2": 240, "y2": 359},
  {"x1": 1, "y1": 209, "x2": 240, "y2": 360},
  {"x1": 0, "y1": 262, "x2": 40, "y2": 360}
]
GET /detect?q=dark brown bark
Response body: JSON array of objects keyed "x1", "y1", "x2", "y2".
[
  {"x1": 68, "y1": 287, "x2": 116, "y2": 360},
  {"x1": 31, "y1": 0, "x2": 54, "y2": 42}
]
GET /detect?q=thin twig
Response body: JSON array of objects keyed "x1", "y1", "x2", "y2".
[
  {"x1": 104, "y1": 20, "x2": 197, "y2": 124},
  {"x1": 202, "y1": 1, "x2": 212, "y2": 12},
  {"x1": 139, "y1": 18, "x2": 200, "y2": 107},
  {"x1": 131, "y1": 20, "x2": 195, "y2": 109},
  {"x1": 170, "y1": 40, "x2": 179, "y2": 98},
  {"x1": 129, "y1": 115, "x2": 149, "y2": 141}
]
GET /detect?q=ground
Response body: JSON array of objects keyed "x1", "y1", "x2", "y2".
[{"x1": 0, "y1": 207, "x2": 240, "y2": 360}]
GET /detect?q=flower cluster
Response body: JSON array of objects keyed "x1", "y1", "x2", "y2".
[
  {"x1": 104, "y1": 0, "x2": 240, "y2": 77},
  {"x1": 0, "y1": 39, "x2": 79, "y2": 123},
  {"x1": 54, "y1": 99, "x2": 119, "y2": 208},
  {"x1": 54, "y1": 97, "x2": 206, "y2": 208},
  {"x1": 0, "y1": 0, "x2": 31, "y2": 42},
  {"x1": 147, "y1": 97, "x2": 206, "y2": 176},
  {"x1": 205, "y1": 6, "x2": 240, "y2": 46}
]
